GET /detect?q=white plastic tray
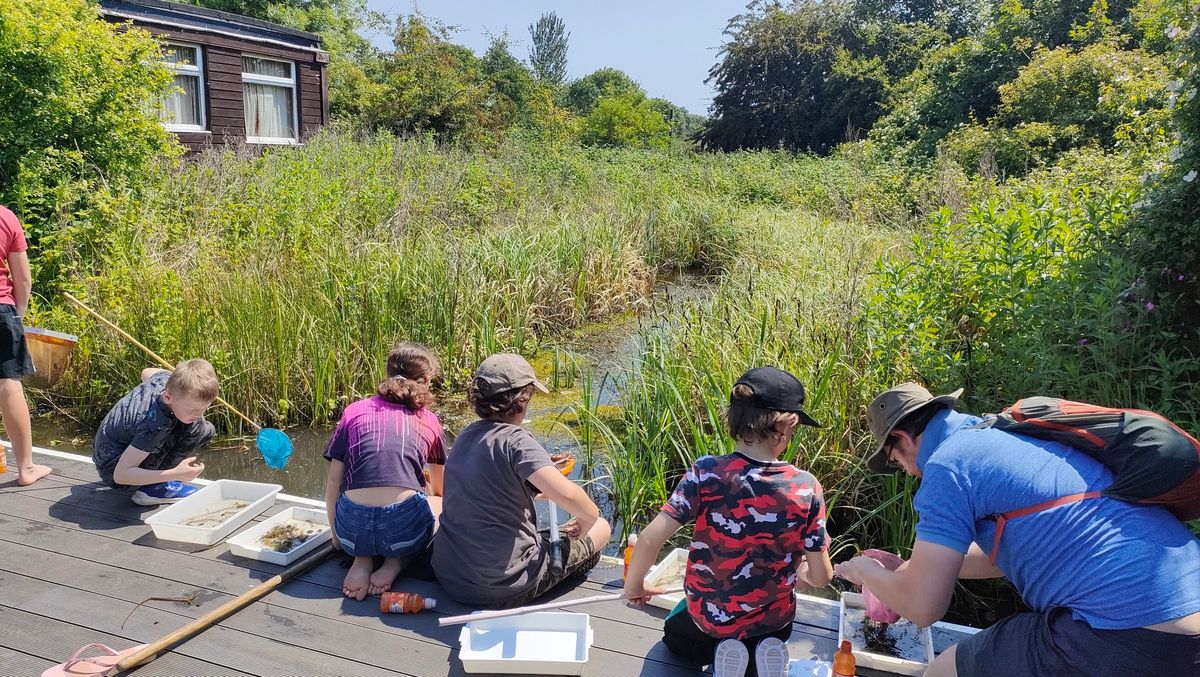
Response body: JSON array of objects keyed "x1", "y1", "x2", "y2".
[
  {"x1": 459, "y1": 612, "x2": 592, "y2": 675},
  {"x1": 838, "y1": 592, "x2": 934, "y2": 676},
  {"x1": 644, "y1": 547, "x2": 688, "y2": 610},
  {"x1": 145, "y1": 479, "x2": 281, "y2": 545},
  {"x1": 226, "y1": 506, "x2": 331, "y2": 565}
]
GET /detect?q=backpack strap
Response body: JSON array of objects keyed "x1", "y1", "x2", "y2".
[{"x1": 988, "y1": 491, "x2": 1102, "y2": 565}]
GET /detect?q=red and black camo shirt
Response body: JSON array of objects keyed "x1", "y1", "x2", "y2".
[{"x1": 661, "y1": 452, "x2": 828, "y2": 639}]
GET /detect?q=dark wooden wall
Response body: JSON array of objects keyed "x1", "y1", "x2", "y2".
[{"x1": 118, "y1": 22, "x2": 328, "y2": 151}]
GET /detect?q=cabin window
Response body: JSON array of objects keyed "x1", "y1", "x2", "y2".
[
  {"x1": 242, "y1": 55, "x2": 297, "y2": 143},
  {"x1": 159, "y1": 43, "x2": 206, "y2": 131}
]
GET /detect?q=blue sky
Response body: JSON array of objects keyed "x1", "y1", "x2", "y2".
[{"x1": 363, "y1": 1, "x2": 749, "y2": 115}]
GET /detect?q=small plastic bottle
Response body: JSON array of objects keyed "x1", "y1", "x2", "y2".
[
  {"x1": 623, "y1": 532, "x2": 638, "y2": 580},
  {"x1": 379, "y1": 592, "x2": 436, "y2": 614},
  {"x1": 832, "y1": 640, "x2": 856, "y2": 676}
]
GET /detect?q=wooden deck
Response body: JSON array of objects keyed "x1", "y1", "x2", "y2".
[{"x1": 1, "y1": 450, "x2": 975, "y2": 676}]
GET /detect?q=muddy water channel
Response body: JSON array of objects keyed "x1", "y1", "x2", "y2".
[{"x1": 32, "y1": 275, "x2": 712, "y2": 557}]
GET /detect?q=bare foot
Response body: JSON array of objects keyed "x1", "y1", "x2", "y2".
[
  {"x1": 17, "y1": 463, "x2": 52, "y2": 486},
  {"x1": 343, "y1": 557, "x2": 372, "y2": 601},
  {"x1": 368, "y1": 557, "x2": 404, "y2": 596}
]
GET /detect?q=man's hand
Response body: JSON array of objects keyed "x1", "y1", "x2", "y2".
[
  {"x1": 172, "y1": 456, "x2": 204, "y2": 481},
  {"x1": 623, "y1": 579, "x2": 669, "y2": 607},
  {"x1": 833, "y1": 555, "x2": 887, "y2": 585}
]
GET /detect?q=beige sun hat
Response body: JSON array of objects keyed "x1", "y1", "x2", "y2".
[
  {"x1": 865, "y1": 382, "x2": 963, "y2": 473},
  {"x1": 472, "y1": 353, "x2": 550, "y2": 398}
]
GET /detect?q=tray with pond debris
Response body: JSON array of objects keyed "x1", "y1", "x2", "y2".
[
  {"x1": 837, "y1": 592, "x2": 934, "y2": 676},
  {"x1": 227, "y1": 506, "x2": 331, "y2": 565},
  {"x1": 644, "y1": 547, "x2": 688, "y2": 611},
  {"x1": 145, "y1": 480, "x2": 281, "y2": 546}
]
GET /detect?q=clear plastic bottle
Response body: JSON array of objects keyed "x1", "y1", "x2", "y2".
[
  {"x1": 379, "y1": 592, "x2": 436, "y2": 614},
  {"x1": 623, "y1": 532, "x2": 638, "y2": 580},
  {"x1": 832, "y1": 640, "x2": 856, "y2": 676}
]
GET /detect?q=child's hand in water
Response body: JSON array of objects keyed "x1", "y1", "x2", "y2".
[
  {"x1": 173, "y1": 456, "x2": 204, "y2": 481},
  {"x1": 623, "y1": 580, "x2": 669, "y2": 607}
]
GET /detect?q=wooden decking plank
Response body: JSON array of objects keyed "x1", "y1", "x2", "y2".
[
  {"x1": 0, "y1": 516, "x2": 706, "y2": 675},
  {"x1": 0, "y1": 644, "x2": 57, "y2": 677},
  {"x1": 0, "y1": 572, "x2": 413, "y2": 677},
  {"x1": 0, "y1": 605, "x2": 254, "y2": 677}
]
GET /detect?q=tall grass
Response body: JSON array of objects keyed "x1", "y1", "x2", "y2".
[
  {"x1": 32, "y1": 130, "x2": 897, "y2": 429},
  {"x1": 584, "y1": 162, "x2": 1200, "y2": 564}
]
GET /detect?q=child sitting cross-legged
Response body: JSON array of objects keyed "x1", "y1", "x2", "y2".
[
  {"x1": 324, "y1": 342, "x2": 447, "y2": 601},
  {"x1": 624, "y1": 367, "x2": 834, "y2": 677}
]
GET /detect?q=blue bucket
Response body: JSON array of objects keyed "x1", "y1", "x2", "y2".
[{"x1": 257, "y1": 428, "x2": 293, "y2": 469}]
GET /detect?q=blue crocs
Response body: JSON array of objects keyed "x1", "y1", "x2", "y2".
[{"x1": 131, "y1": 481, "x2": 198, "y2": 506}]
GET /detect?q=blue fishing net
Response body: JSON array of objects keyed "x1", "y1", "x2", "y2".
[{"x1": 257, "y1": 428, "x2": 293, "y2": 469}]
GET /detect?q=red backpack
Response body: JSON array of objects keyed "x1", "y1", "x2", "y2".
[{"x1": 976, "y1": 397, "x2": 1200, "y2": 563}]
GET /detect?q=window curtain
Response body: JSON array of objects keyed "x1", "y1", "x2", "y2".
[
  {"x1": 243, "y1": 83, "x2": 294, "y2": 139},
  {"x1": 161, "y1": 74, "x2": 200, "y2": 126}
]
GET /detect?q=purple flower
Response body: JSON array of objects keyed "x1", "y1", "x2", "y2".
[
  {"x1": 1078, "y1": 338, "x2": 1089, "y2": 346},
  {"x1": 1179, "y1": 274, "x2": 1187, "y2": 281},
  {"x1": 1145, "y1": 302, "x2": 1156, "y2": 311}
]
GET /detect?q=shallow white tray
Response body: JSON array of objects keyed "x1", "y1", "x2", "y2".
[
  {"x1": 645, "y1": 547, "x2": 688, "y2": 611},
  {"x1": 459, "y1": 611, "x2": 592, "y2": 675},
  {"x1": 145, "y1": 479, "x2": 281, "y2": 545},
  {"x1": 226, "y1": 506, "x2": 331, "y2": 565},
  {"x1": 838, "y1": 592, "x2": 934, "y2": 676}
]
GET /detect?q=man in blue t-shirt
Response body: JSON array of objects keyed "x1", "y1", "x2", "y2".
[{"x1": 834, "y1": 383, "x2": 1200, "y2": 676}]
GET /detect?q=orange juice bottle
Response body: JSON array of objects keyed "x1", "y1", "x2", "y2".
[
  {"x1": 623, "y1": 532, "x2": 638, "y2": 580},
  {"x1": 379, "y1": 592, "x2": 436, "y2": 614},
  {"x1": 832, "y1": 640, "x2": 856, "y2": 676}
]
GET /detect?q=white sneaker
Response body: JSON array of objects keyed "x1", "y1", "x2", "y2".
[
  {"x1": 754, "y1": 637, "x2": 790, "y2": 677},
  {"x1": 713, "y1": 638, "x2": 749, "y2": 677}
]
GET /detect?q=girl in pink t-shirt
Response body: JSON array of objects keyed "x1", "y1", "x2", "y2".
[{"x1": 324, "y1": 342, "x2": 446, "y2": 600}]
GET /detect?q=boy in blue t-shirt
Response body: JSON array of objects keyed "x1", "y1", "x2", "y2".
[{"x1": 625, "y1": 367, "x2": 834, "y2": 677}]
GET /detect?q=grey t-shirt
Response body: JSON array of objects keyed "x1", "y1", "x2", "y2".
[{"x1": 432, "y1": 419, "x2": 554, "y2": 606}]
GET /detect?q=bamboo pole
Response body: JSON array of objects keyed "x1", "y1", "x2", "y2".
[
  {"x1": 438, "y1": 587, "x2": 683, "y2": 627},
  {"x1": 114, "y1": 543, "x2": 335, "y2": 673},
  {"x1": 63, "y1": 292, "x2": 259, "y2": 431}
]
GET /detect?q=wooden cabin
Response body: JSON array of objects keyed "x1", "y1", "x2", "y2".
[{"x1": 99, "y1": 0, "x2": 330, "y2": 151}]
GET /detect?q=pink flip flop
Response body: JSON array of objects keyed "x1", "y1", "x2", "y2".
[{"x1": 42, "y1": 643, "x2": 149, "y2": 677}]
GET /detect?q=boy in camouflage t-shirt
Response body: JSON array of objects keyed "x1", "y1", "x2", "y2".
[{"x1": 625, "y1": 367, "x2": 834, "y2": 677}]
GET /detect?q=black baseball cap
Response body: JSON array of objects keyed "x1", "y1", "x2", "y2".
[{"x1": 730, "y1": 367, "x2": 821, "y2": 427}]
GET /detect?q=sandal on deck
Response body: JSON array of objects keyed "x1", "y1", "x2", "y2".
[{"x1": 42, "y1": 643, "x2": 149, "y2": 676}]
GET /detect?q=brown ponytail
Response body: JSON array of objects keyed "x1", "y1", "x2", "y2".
[{"x1": 376, "y1": 342, "x2": 440, "y2": 410}]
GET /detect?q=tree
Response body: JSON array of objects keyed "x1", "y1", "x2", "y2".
[
  {"x1": 0, "y1": 0, "x2": 177, "y2": 244},
  {"x1": 481, "y1": 34, "x2": 539, "y2": 127},
  {"x1": 364, "y1": 15, "x2": 491, "y2": 140},
  {"x1": 579, "y1": 94, "x2": 670, "y2": 148},
  {"x1": 528, "y1": 12, "x2": 569, "y2": 86},
  {"x1": 564, "y1": 67, "x2": 644, "y2": 114},
  {"x1": 648, "y1": 98, "x2": 707, "y2": 139}
]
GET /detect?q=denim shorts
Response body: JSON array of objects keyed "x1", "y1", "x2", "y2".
[{"x1": 334, "y1": 492, "x2": 434, "y2": 559}]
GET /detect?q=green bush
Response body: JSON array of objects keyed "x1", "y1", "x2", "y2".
[
  {"x1": 864, "y1": 179, "x2": 1198, "y2": 428},
  {"x1": 579, "y1": 94, "x2": 670, "y2": 149},
  {"x1": 1132, "y1": 0, "x2": 1200, "y2": 343},
  {"x1": 0, "y1": 0, "x2": 178, "y2": 258}
]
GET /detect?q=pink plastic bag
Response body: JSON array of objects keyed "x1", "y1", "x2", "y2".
[{"x1": 861, "y1": 549, "x2": 903, "y2": 623}]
